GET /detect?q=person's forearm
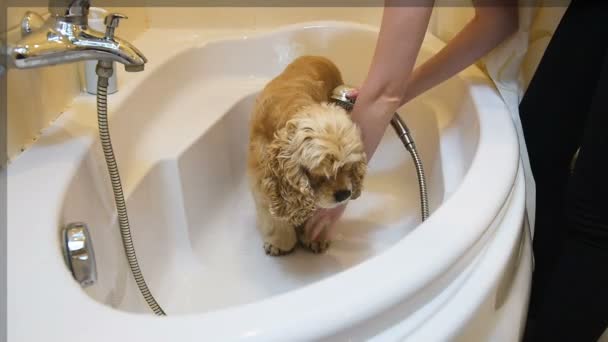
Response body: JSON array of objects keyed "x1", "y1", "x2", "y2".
[
  {"x1": 351, "y1": 1, "x2": 434, "y2": 160},
  {"x1": 402, "y1": 3, "x2": 518, "y2": 104}
]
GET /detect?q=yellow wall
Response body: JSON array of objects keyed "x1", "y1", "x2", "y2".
[
  {"x1": 5, "y1": 5, "x2": 567, "y2": 163},
  {"x1": 5, "y1": 6, "x2": 148, "y2": 162},
  {"x1": 144, "y1": 7, "x2": 384, "y2": 29}
]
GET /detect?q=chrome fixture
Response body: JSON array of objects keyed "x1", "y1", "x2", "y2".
[
  {"x1": 62, "y1": 222, "x2": 97, "y2": 287},
  {"x1": 7, "y1": 0, "x2": 147, "y2": 71}
]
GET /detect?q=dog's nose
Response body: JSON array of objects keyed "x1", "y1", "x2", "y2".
[{"x1": 334, "y1": 190, "x2": 352, "y2": 202}]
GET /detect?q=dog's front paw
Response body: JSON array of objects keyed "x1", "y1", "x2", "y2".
[{"x1": 263, "y1": 242, "x2": 295, "y2": 256}]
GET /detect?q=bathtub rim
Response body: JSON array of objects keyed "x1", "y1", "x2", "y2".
[{"x1": 7, "y1": 21, "x2": 520, "y2": 341}]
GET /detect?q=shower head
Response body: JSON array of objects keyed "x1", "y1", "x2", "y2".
[{"x1": 330, "y1": 84, "x2": 357, "y2": 111}]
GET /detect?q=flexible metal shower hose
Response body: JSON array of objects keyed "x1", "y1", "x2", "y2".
[
  {"x1": 97, "y1": 75, "x2": 166, "y2": 316},
  {"x1": 408, "y1": 145, "x2": 429, "y2": 221},
  {"x1": 390, "y1": 114, "x2": 430, "y2": 221}
]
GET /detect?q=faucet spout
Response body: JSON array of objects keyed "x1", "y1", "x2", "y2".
[{"x1": 8, "y1": 11, "x2": 147, "y2": 72}]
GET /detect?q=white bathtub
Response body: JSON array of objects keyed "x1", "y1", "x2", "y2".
[{"x1": 8, "y1": 22, "x2": 531, "y2": 341}]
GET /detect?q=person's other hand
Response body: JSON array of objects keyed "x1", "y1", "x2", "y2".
[{"x1": 304, "y1": 204, "x2": 348, "y2": 241}]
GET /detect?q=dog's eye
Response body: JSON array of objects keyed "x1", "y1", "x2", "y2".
[
  {"x1": 307, "y1": 174, "x2": 327, "y2": 187},
  {"x1": 316, "y1": 178, "x2": 327, "y2": 187},
  {"x1": 301, "y1": 167, "x2": 311, "y2": 177}
]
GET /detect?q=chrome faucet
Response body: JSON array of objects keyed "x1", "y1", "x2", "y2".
[{"x1": 7, "y1": 0, "x2": 147, "y2": 72}]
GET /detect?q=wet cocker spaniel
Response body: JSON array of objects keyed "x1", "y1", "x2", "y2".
[{"x1": 247, "y1": 56, "x2": 367, "y2": 256}]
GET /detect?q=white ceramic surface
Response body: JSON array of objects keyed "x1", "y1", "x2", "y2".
[{"x1": 8, "y1": 22, "x2": 531, "y2": 341}]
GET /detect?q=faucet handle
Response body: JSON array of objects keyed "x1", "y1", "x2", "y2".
[
  {"x1": 103, "y1": 13, "x2": 128, "y2": 40},
  {"x1": 21, "y1": 11, "x2": 45, "y2": 37}
]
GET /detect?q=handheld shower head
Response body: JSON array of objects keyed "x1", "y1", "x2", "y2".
[{"x1": 331, "y1": 84, "x2": 357, "y2": 111}]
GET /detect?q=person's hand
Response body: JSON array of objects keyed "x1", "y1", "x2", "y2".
[
  {"x1": 346, "y1": 88, "x2": 359, "y2": 102},
  {"x1": 304, "y1": 204, "x2": 348, "y2": 241}
]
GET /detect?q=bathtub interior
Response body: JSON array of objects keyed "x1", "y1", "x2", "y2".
[{"x1": 59, "y1": 25, "x2": 480, "y2": 315}]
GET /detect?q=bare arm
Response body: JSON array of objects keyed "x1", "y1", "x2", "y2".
[
  {"x1": 306, "y1": 2, "x2": 434, "y2": 240},
  {"x1": 309, "y1": 1, "x2": 518, "y2": 240},
  {"x1": 401, "y1": 2, "x2": 518, "y2": 104},
  {"x1": 350, "y1": 1, "x2": 435, "y2": 160}
]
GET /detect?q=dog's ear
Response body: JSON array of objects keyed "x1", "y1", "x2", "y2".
[
  {"x1": 350, "y1": 157, "x2": 367, "y2": 200},
  {"x1": 260, "y1": 122, "x2": 316, "y2": 226}
]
